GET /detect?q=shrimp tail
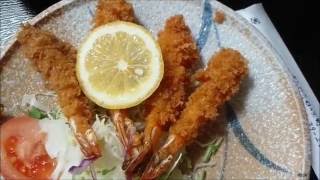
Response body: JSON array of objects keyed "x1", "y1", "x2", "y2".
[
  {"x1": 94, "y1": 0, "x2": 142, "y2": 162},
  {"x1": 142, "y1": 49, "x2": 248, "y2": 179},
  {"x1": 17, "y1": 24, "x2": 101, "y2": 158},
  {"x1": 124, "y1": 14, "x2": 200, "y2": 174}
]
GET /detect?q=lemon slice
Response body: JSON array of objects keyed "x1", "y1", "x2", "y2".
[{"x1": 77, "y1": 21, "x2": 163, "y2": 109}]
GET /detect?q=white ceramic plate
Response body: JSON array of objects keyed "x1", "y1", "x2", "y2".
[{"x1": 0, "y1": 0, "x2": 310, "y2": 179}]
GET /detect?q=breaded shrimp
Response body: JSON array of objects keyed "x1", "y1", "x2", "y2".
[
  {"x1": 124, "y1": 15, "x2": 200, "y2": 173},
  {"x1": 17, "y1": 25, "x2": 101, "y2": 159},
  {"x1": 94, "y1": 0, "x2": 136, "y2": 28},
  {"x1": 146, "y1": 15, "x2": 200, "y2": 127},
  {"x1": 142, "y1": 48, "x2": 248, "y2": 179},
  {"x1": 93, "y1": 0, "x2": 142, "y2": 164}
]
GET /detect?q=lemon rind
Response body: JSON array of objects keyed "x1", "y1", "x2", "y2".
[{"x1": 77, "y1": 21, "x2": 163, "y2": 109}]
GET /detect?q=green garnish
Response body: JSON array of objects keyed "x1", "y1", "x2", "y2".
[
  {"x1": 199, "y1": 170, "x2": 207, "y2": 180},
  {"x1": 159, "y1": 153, "x2": 184, "y2": 180},
  {"x1": 28, "y1": 106, "x2": 47, "y2": 119},
  {"x1": 101, "y1": 166, "x2": 116, "y2": 175},
  {"x1": 179, "y1": 152, "x2": 193, "y2": 172},
  {"x1": 48, "y1": 107, "x2": 62, "y2": 120},
  {"x1": 192, "y1": 138, "x2": 223, "y2": 180},
  {"x1": 202, "y1": 138, "x2": 223, "y2": 163},
  {"x1": 49, "y1": 108, "x2": 58, "y2": 119},
  {"x1": 186, "y1": 156, "x2": 192, "y2": 169}
]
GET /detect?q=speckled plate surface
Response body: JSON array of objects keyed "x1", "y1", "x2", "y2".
[{"x1": 0, "y1": 0, "x2": 310, "y2": 179}]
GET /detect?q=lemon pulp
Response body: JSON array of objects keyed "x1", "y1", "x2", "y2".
[{"x1": 77, "y1": 22, "x2": 163, "y2": 109}]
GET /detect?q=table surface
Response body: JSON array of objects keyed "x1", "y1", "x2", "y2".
[{"x1": 0, "y1": 0, "x2": 319, "y2": 179}]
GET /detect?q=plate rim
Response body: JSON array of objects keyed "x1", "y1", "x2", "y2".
[
  {"x1": 211, "y1": 1, "x2": 310, "y2": 175},
  {"x1": 0, "y1": 0, "x2": 311, "y2": 177}
]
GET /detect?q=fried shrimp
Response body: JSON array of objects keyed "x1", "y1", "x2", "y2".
[
  {"x1": 93, "y1": 0, "x2": 142, "y2": 163},
  {"x1": 94, "y1": 0, "x2": 136, "y2": 28},
  {"x1": 17, "y1": 25, "x2": 101, "y2": 159},
  {"x1": 142, "y1": 48, "x2": 248, "y2": 179},
  {"x1": 124, "y1": 15, "x2": 200, "y2": 173}
]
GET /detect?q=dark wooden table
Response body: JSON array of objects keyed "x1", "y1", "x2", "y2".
[{"x1": 0, "y1": 0, "x2": 319, "y2": 179}]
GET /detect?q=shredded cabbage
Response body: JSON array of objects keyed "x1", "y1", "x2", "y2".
[
  {"x1": 21, "y1": 92, "x2": 56, "y2": 112},
  {"x1": 160, "y1": 157, "x2": 192, "y2": 180},
  {"x1": 92, "y1": 114, "x2": 124, "y2": 160},
  {"x1": 21, "y1": 93, "x2": 125, "y2": 180},
  {"x1": 73, "y1": 115, "x2": 126, "y2": 180},
  {"x1": 21, "y1": 93, "x2": 222, "y2": 180}
]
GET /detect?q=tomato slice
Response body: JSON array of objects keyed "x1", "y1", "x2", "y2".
[{"x1": 0, "y1": 116, "x2": 56, "y2": 179}]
